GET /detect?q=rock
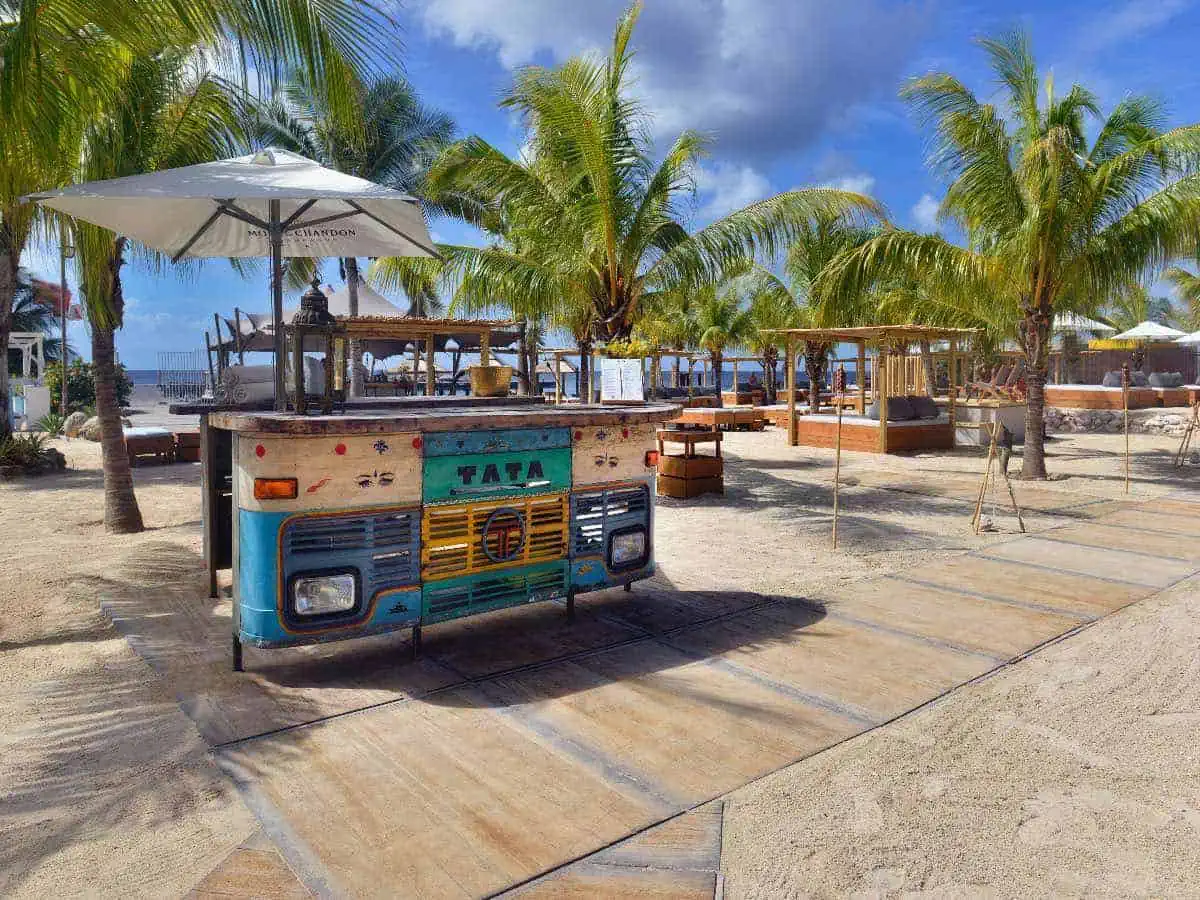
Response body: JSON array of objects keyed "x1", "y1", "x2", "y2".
[
  {"x1": 63, "y1": 411, "x2": 88, "y2": 437},
  {"x1": 79, "y1": 415, "x2": 132, "y2": 441}
]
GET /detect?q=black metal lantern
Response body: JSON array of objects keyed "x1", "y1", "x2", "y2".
[{"x1": 292, "y1": 276, "x2": 336, "y2": 327}]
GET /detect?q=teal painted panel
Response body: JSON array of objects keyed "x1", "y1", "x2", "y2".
[
  {"x1": 421, "y1": 560, "x2": 569, "y2": 624},
  {"x1": 424, "y1": 427, "x2": 571, "y2": 457},
  {"x1": 422, "y1": 447, "x2": 571, "y2": 504}
]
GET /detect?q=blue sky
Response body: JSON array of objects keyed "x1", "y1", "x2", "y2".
[{"x1": 22, "y1": 0, "x2": 1200, "y2": 368}]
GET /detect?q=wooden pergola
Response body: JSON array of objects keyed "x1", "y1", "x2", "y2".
[{"x1": 763, "y1": 325, "x2": 979, "y2": 452}]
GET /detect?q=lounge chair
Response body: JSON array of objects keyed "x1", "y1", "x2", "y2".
[{"x1": 964, "y1": 364, "x2": 1009, "y2": 400}]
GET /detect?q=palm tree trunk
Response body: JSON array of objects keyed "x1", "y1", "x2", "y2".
[
  {"x1": 1020, "y1": 309, "x2": 1052, "y2": 479},
  {"x1": 0, "y1": 237, "x2": 15, "y2": 441},
  {"x1": 525, "y1": 326, "x2": 539, "y2": 397},
  {"x1": 516, "y1": 320, "x2": 531, "y2": 394},
  {"x1": 672, "y1": 355, "x2": 681, "y2": 389},
  {"x1": 804, "y1": 342, "x2": 827, "y2": 414},
  {"x1": 94, "y1": 238, "x2": 143, "y2": 533},
  {"x1": 712, "y1": 351, "x2": 724, "y2": 408},
  {"x1": 763, "y1": 347, "x2": 778, "y2": 404},
  {"x1": 918, "y1": 339, "x2": 936, "y2": 396},
  {"x1": 577, "y1": 338, "x2": 591, "y2": 401},
  {"x1": 344, "y1": 257, "x2": 365, "y2": 398}
]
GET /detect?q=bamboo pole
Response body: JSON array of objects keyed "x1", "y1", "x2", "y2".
[
  {"x1": 878, "y1": 347, "x2": 889, "y2": 453},
  {"x1": 554, "y1": 351, "x2": 563, "y2": 405},
  {"x1": 857, "y1": 341, "x2": 866, "y2": 413},
  {"x1": 948, "y1": 337, "x2": 958, "y2": 441},
  {"x1": 1122, "y1": 363, "x2": 1131, "y2": 493},
  {"x1": 785, "y1": 340, "x2": 797, "y2": 446},
  {"x1": 972, "y1": 422, "x2": 999, "y2": 533},
  {"x1": 833, "y1": 365, "x2": 846, "y2": 548}
]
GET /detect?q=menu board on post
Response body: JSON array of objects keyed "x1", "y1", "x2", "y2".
[{"x1": 600, "y1": 358, "x2": 644, "y2": 403}]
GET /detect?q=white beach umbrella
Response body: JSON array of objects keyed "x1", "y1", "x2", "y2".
[
  {"x1": 1053, "y1": 312, "x2": 1116, "y2": 334},
  {"x1": 1111, "y1": 321, "x2": 1186, "y2": 340},
  {"x1": 1175, "y1": 330, "x2": 1200, "y2": 344},
  {"x1": 25, "y1": 148, "x2": 437, "y2": 408}
]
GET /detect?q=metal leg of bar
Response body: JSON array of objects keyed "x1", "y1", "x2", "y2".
[
  {"x1": 232, "y1": 633, "x2": 244, "y2": 672},
  {"x1": 624, "y1": 583, "x2": 632, "y2": 593},
  {"x1": 566, "y1": 589, "x2": 577, "y2": 622},
  {"x1": 411, "y1": 623, "x2": 422, "y2": 661}
]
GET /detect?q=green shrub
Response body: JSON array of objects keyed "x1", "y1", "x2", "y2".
[
  {"x1": 44, "y1": 361, "x2": 133, "y2": 411},
  {"x1": 35, "y1": 411, "x2": 65, "y2": 435},
  {"x1": 0, "y1": 433, "x2": 47, "y2": 466}
]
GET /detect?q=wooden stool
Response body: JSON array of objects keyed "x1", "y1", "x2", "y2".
[
  {"x1": 656, "y1": 427, "x2": 723, "y2": 498},
  {"x1": 174, "y1": 430, "x2": 201, "y2": 463},
  {"x1": 125, "y1": 428, "x2": 176, "y2": 465}
]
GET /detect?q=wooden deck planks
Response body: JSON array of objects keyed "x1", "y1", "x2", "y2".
[
  {"x1": 479, "y1": 640, "x2": 859, "y2": 805},
  {"x1": 221, "y1": 697, "x2": 669, "y2": 899},
  {"x1": 979, "y1": 537, "x2": 1198, "y2": 588},
  {"x1": 1046, "y1": 521, "x2": 1200, "y2": 562},
  {"x1": 825, "y1": 579, "x2": 1084, "y2": 658},
  {"x1": 904, "y1": 556, "x2": 1151, "y2": 616},
  {"x1": 667, "y1": 602, "x2": 991, "y2": 722}
]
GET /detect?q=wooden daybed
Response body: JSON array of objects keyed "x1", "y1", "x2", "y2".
[
  {"x1": 1046, "y1": 384, "x2": 1160, "y2": 410},
  {"x1": 759, "y1": 324, "x2": 978, "y2": 454},
  {"x1": 794, "y1": 413, "x2": 954, "y2": 453}
]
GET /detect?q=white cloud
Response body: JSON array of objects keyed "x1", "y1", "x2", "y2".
[
  {"x1": 694, "y1": 162, "x2": 772, "y2": 221},
  {"x1": 911, "y1": 193, "x2": 939, "y2": 231},
  {"x1": 1075, "y1": 0, "x2": 1192, "y2": 54},
  {"x1": 822, "y1": 174, "x2": 876, "y2": 196},
  {"x1": 413, "y1": 0, "x2": 928, "y2": 163}
]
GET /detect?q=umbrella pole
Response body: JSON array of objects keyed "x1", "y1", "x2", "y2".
[{"x1": 270, "y1": 199, "x2": 286, "y2": 411}]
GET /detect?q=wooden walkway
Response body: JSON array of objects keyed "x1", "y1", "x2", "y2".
[{"x1": 100, "y1": 489, "x2": 1200, "y2": 898}]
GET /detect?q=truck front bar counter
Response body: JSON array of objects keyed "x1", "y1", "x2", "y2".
[{"x1": 194, "y1": 397, "x2": 679, "y2": 670}]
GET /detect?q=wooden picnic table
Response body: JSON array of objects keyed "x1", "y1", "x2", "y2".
[{"x1": 674, "y1": 406, "x2": 764, "y2": 431}]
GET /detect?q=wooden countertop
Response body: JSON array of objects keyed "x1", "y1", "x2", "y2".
[{"x1": 208, "y1": 402, "x2": 682, "y2": 435}]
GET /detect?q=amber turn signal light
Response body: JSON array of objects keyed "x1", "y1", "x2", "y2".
[
  {"x1": 644, "y1": 450, "x2": 659, "y2": 467},
  {"x1": 254, "y1": 477, "x2": 298, "y2": 500}
]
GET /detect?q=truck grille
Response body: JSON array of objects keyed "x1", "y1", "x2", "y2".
[{"x1": 571, "y1": 485, "x2": 649, "y2": 556}]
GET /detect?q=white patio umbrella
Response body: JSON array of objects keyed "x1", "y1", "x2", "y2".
[
  {"x1": 25, "y1": 148, "x2": 437, "y2": 409},
  {"x1": 1053, "y1": 312, "x2": 1116, "y2": 334},
  {"x1": 1175, "y1": 330, "x2": 1200, "y2": 344},
  {"x1": 1112, "y1": 321, "x2": 1186, "y2": 340}
]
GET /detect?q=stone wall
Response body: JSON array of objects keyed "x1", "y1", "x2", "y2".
[{"x1": 1045, "y1": 406, "x2": 1193, "y2": 437}]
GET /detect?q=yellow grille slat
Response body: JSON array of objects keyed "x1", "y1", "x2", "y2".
[{"x1": 420, "y1": 493, "x2": 569, "y2": 581}]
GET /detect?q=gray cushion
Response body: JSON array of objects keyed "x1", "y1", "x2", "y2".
[
  {"x1": 1169, "y1": 372, "x2": 1185, "y2": 387},
  {"x1": 1101, "y1": 371, "x2": 1122, "y2": 387},
  {"x1": 865, "y1": 401, "x2": 880, "y2": 421},
  {"x1": 1149, "y1": 372, "x2": 1167, "y2": 387},
  {"x1": 886, "y1": 396, "x2": 916, "y2": 420},
  {"x1": 1132, "y1": 371, "x2": 1149, "y2": 387},
  {"x1": 908, "y1": 395, "x2": 940, "y2": 419}
]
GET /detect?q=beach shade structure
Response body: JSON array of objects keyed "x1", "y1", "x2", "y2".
[
  {"x1": 25, "y1": 148, "x2": 438, "y2": 409},
  {"x1": 1053, "y1": 312, "x2": 1116, "y2": 334},
  {"x1": 1174, "y1": 330, "x2": 1200, "y2": 344},
  {"x1": 1112, "y1": 321, "x2": 1186, "y2": 340}
]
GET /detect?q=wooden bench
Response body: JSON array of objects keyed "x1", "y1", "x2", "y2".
[
  {"x1": 656, "y1": 428, "x2": 723, "y2": 498},
  {"x1": 125, "y1": 428, "x2": 176, "y2": 465}
]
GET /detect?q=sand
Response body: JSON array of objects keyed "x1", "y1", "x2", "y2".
[{"x1": 0, "y1": 426, "x2": 1196, "y2": 896}]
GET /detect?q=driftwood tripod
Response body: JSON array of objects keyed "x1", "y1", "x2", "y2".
[
  {"x1": 971, "y1": 421, "x2": 1026, "y2": 534},
  {"x1": 1175, "y1": 403, "x2": 1199, "y2": 468}
]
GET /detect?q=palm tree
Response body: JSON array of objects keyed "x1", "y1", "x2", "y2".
[
  {"x1": 74, "y1": 52, "x2": 239, "y2": 533},
  {"x1": 0, "y1": 0, "x2": 398, "y2": 440},
  {"x1": 693, "y1": 285, "x2": 753, "y2": 408},
  {"x1": 251, "y1": 76, "x2": 455, "y2": 394},
  {"x1": 397, "y1": 3, "x2": 877, "y2": 357},
  {"x1": 1164, "y1": 264, "x2": 1200, "y2": 331},
  {"x1": 743, "y1": 212, "x2": 877, "y2": 412},
  {"x1": 820, "y1": 31, "x2": 1200, "y2": 478},
  {"x1": 744, "y1": 286, "x2": 800, "y2": 405},
  {"x1": 636, "y1": 288, "x2": 700, "y2": 398}
]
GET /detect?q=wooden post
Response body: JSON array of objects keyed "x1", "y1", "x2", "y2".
[
  {"x1": 878, "y1": 346, "x2": 889, "y2": 453},
  {"x1": 426, "y1": 336, "x2": 436, "y2": 395},
  {"x1": 213, "y1": 313, "x2": 225, "y2": 376},
  {"x1": 785, "y1": 340, "x2": 797, "y2": 447},
  {"x1": 291, "y1": 326, "x2": 306, "y2": 414},
  {"x1": 948, "y1": 337, "x2": 958, "y2": 440},
  {"x1": 731, "y1": 359, "x2": 739, "y2": 401},
  {"x1": 857, "y1": 341, "x2": 866, "y2": 413},
  {"x1": 554, "y1": 351, "x2": 563, "y2": 405},
  {"x1": 233, "y1": 308, "x2": 245, "y2": 364},
  {"x1": 412, "y1": 341, "x2": 420, "y2": 397},
  {"x1": 204, "y1": 330, "x2": 217, "y2": 393}
]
